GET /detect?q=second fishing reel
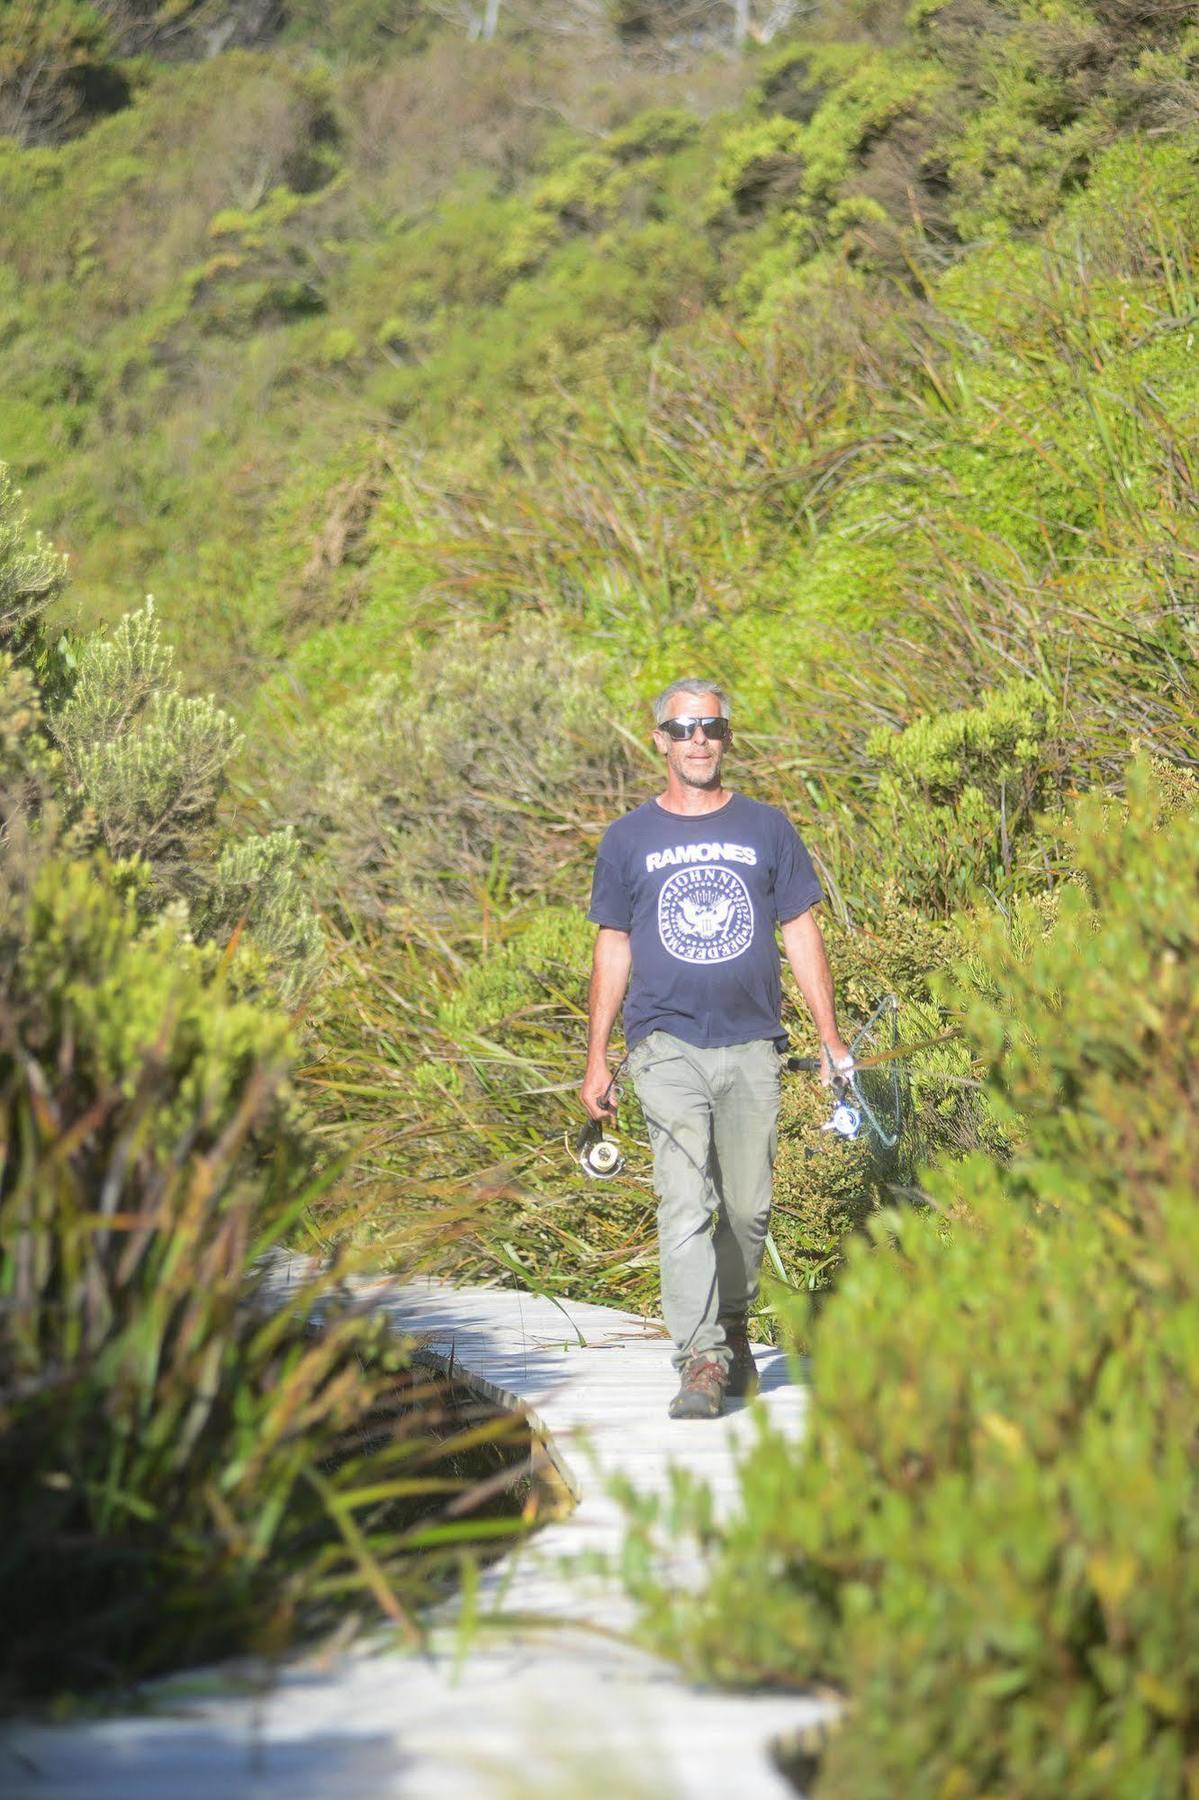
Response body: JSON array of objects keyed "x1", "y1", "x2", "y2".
[
  {"x1": 573, "y1": 1057, "x2": 628, "y2": 1180},
  {"x1": 783, "y1": 1052, "x2": 862, "y2": 1139},
  {"x1": 575, "y1": 1116, "x2": 625, "y2": 1180},
  {"x1": 825, "y1": 1097, "x2": 864, "y2": 1140}
]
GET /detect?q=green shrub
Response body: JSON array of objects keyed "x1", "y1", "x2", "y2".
[
  {"x1": 0, "y1": 467, "x2": 67, "y2": 668},
  {"x1": 0, "y1": 655, "x2": 68, "y2": 956},
  {"x1": 281, "y1": 612, "x2": 637, "y2": 919},
  {"x1": 5, "y1": 480, "x2": 322, "y2": 1008},
  {"x1": 923, "y1": 0, "x2": 1199, "y2": 239},
  {"x1": 0, "y1": 0, "x2": 128, "y2": 147},
  {"x1": 437, "y1": 904, "x2": 595, "y2": 1040},
  {"x1": 767, "y1": 898, "x2": 982, "y2": 1290},
  {"x1": 865, "y1": 678, "x2": 1060, "y2": 912},
  {"x1": 769, "y1": 1069, "x2": 884, "y2": 1284},
  {"x1": 0, "y1": 458, "x2": 531, "y2": 1708},
  {"x1": 54, "y1": 604, "x2": 241, "y2": 900},
  {"x1": 618, "y1": 759, "x2": 1199, "y2": 1797},
  {"x1": 707, "y1": 41, "x2": 942, "y2": 270},
  {"x1": 0, "y1": 850, "x2": 532, "y2": 1704},
  {"x1": 51, "y1": 599, "x2": 323, "y2": 998},
  {"x1": 282, "y1": 0, "x2": 430, "y2": 61},
  {"x1": 14, "y1": 850, "x2": 295, "y2": 1153},
  {"x1": 196, "y1": 828, "x2": 325, "y2": 1008}
]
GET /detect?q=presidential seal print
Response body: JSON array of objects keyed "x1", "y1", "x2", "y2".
[{"x1": 658, "y1": 864, "x2": 754, "y2": 965}]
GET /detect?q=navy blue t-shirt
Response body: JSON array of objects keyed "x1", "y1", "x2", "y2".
[{"x1": 587, "y1": 792, "x2": 824, "y2": 1050}]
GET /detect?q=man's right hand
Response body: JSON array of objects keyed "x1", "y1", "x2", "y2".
[{"x1": 580, "y1": 1062, "x2": 619, "y2": 1121}]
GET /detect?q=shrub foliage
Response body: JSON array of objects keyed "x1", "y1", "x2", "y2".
[
  {"x1": 0, "y1": 857, "x2": 532, "y2": 1701},
  {"x1": 0, "y1": 473, "x2": 532, "y2": 1705},
  {"x1": 619, "y1": 763, "x2": 1199, "y2": 1797}
]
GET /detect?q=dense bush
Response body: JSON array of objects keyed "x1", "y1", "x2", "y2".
[
  {"x1": 0, "y1": 477, "x2": 325, "y2": 1005},
  {"x1": 0, "y1": 0, "x2": 130, "y2": 147},
  {"x1": 0, "y1": 851, "x2": 533, "y2": 1703},
  {"x1": 277, "y1": 612, "x2": 638, "y2": 919},
  {"x1": 0, "y1": 469, "x2": 68, "y2": 668},
  {"x1": 48, "y1": 597, "x2": 324, "y2": 997},
  {"x1": 618, "y1": 761, "x2": 1199, "y2": 1797},
  {"x1": 54, "y1": 605, "x2": 240, "y2": 891},
  {"x1": 864, "y1": 678, "x2": 1060, "y2": 912},
  {"x1": 769, "y1": 899, "x2": 980, "y2": 1283},
  {"x1": 0, "y1": 479, "x2": 534, "y2": 1704}
]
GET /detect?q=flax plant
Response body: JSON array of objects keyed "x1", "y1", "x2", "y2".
[{"x1": 0, "y1": 974, "x2": 535, "y2": 1709}]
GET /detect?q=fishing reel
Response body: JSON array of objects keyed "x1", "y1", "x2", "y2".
[
  {"x1": 824, "y1": 1097, "x2": 863, "y2": 1140},
  {"x1": 573, "y1": 1057, "x2": 629, "y2": 1180},
  {"x1": 575, "y1": 1116, "x2": 625, "y2": 1180},
  {"x1": 784, "y1": 995, "x2": 907, "y2": 1150},
  {"x1": 814, "y1": 1060, "x2": 862, "y2": 1139},
  {"x1": 783, "y1": 1050, "x2": 859, "y2": 1138}
]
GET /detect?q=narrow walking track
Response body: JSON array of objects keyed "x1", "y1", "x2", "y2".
[{"x1": 4, "y1": 1279, "x2": 835, "y2": 1799}]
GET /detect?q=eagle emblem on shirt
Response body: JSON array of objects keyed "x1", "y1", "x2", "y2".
[
  {"x1": 658, "y1": 865, "x2": 754, "y2": 965},
  {"x1": 679, "y1": 894, "x2": 734, "y2": 940}
]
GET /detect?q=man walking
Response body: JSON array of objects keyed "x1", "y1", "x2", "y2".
[{"x1": 581, "y1": 679, "x2": 851, "y2": 1420}]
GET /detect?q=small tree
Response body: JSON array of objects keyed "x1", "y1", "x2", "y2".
[
  {"x1": 0, "y1": 468, "x2": 67, "y2": 672},
  {"x1": 50, "y1": 601, "x2": 323, "y2": 999}
]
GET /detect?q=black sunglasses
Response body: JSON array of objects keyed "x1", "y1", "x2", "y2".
[{"x1": 658, "y1": 714, "x2": 731, "y2": 741}]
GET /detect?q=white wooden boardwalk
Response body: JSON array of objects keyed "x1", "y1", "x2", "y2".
[{"x1": 3, "y1": 1279, "x2": 835, "y2": 1799}]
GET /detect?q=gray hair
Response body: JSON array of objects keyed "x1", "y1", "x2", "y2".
[{"x1": 651, "y1": 677, "x2": 732, "y2": 727}]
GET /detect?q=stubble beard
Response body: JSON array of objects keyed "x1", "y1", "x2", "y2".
[{"x1": 674, "y1": 748, "x2": 723, "y2": 791}]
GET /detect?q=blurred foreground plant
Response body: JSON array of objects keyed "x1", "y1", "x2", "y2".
[{"x1": 0, "y1": 853, "x2": 535, "y2": 1708}]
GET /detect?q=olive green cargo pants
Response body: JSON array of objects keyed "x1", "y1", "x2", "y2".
[{"x1": 629, "y1": 1031, "x2": 780, "y2": 1373}]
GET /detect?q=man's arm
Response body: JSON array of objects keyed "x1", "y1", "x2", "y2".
[
  {"x1": 581, "y1": 927, "x2": 632, "y2": 1119},
  {"x1": 780, "y1": 908, "x2": 852, "y2": 1082}
]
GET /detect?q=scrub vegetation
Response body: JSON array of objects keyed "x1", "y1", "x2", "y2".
[
  {"x1": 1, "y1": 0, "x2": 1197, "y2": 1784},
  {"x1": 0, "y1": 477, "x2": 538, "y2": 1708}
]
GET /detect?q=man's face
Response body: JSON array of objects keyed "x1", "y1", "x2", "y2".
[{"x1": 652, "y1": 690, "x2": 730, "y2": 791}]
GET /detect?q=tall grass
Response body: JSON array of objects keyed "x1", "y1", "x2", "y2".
[
  {"x1": 297, "y1": 890, "x2": 973, "y2": 1330},
  {"x1": 301, "y1": 899, "x2": 664, "y2": 1311},
  {"x1": 419, "y1": 284, "x2": 920, "y2": 639}
]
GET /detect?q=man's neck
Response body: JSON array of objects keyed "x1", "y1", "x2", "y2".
[{"x1": 655, "y1": 783, "x2": 733, "y2": 818}]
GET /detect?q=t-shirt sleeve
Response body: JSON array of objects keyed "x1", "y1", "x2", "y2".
[
  {"x1": 773, "y1": 816, "x2": 824, "y2": 922},
  {"x1": 588, "y1": 848, "x2": 632, "y2": 931}
]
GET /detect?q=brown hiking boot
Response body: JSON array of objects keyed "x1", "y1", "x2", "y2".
[
  {"x1": 668, "y1": 1355, "x2": 728, "y2": 1420},
  {"x1": 720, "y1": 1314, "x2": 759, "y2": 1400}
]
